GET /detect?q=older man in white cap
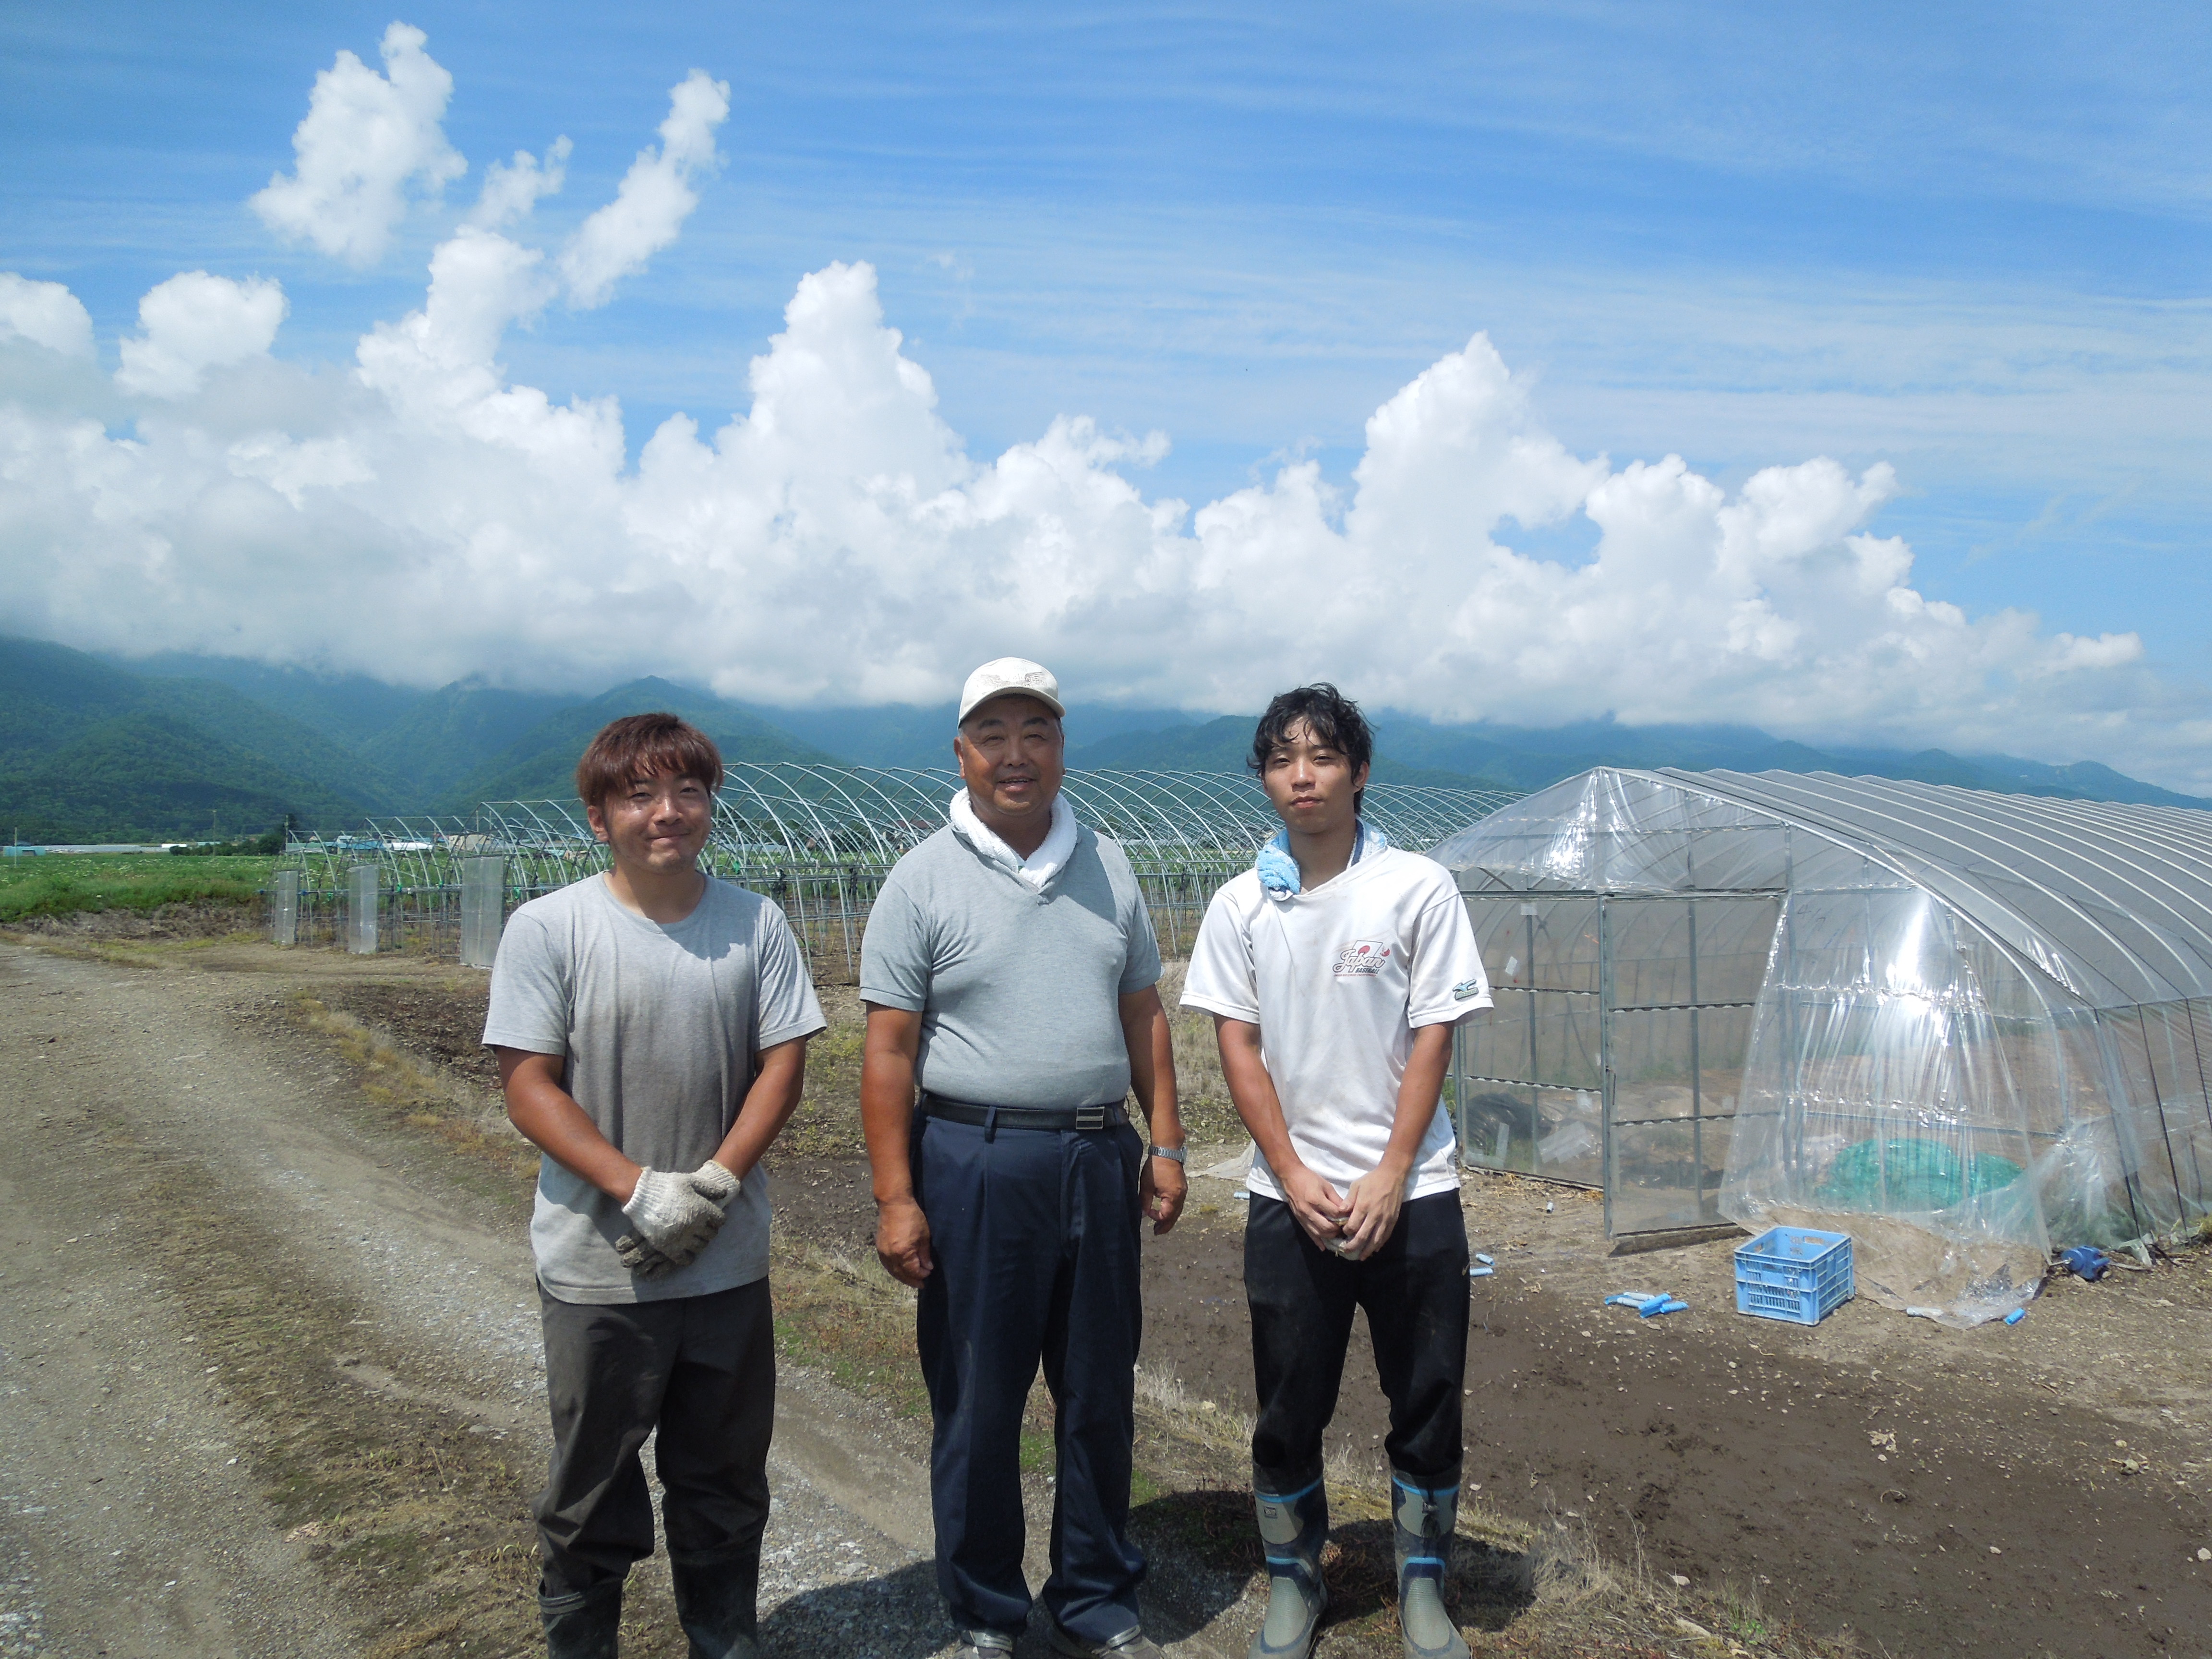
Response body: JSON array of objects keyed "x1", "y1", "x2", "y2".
[{"x1": 860, "y1": 658, "x2": 1188, "y2": 1659}]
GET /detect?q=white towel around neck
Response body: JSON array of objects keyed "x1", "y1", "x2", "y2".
[{"x1": 950, "y1": 789, "x2": 1078, "y2": 889}]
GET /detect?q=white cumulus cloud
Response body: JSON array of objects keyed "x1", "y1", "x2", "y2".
[
  {"x1": 114, "y1": 273, "x2": 288, "y2": 399},
  {"x1": 250, "y1": 22, "x2": 466, "y2": 266},
  {"x1": 0, "y1": 275, "x2": 95, "y2": 357},
  {"x1": 559, "y1": 71, "x2": 729, "y2": 308},
  {"x1": 0, "y1": 53, "x2": 2200, "y2": 795},
  {"x1": 469, "y1": 137, "x2": 572, "y2": 229}
]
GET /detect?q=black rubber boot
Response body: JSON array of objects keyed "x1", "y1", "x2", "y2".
[
  {"x1": 1249, "y1": 1471, "x2": 1329, "y2": 1659},
  {"x1": 539, "y1": 1577, "x2": 623, "y2": 1659},
  {"x1": 1390, "y1": 1472, "x2": 1467, "y2": 1659},
  {"x1": 670, "y1": 1548, "x2": 762, "y2": 1659}
]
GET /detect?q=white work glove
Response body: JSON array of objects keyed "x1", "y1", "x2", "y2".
[{"x1": 615, "y1": 1161, "x2": 742, "y2": 1277}]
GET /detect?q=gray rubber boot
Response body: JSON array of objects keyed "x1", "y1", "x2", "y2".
[
  {"x1": 670, "y1": 1549, "x2": 762, "y2": 1659},
  {"x1": 1390, "y1": 1473, "x2": 1468, "y2": 1659},
  {"x1": 1249, "y1": 1472, "x2": 1329, "y2": 1659},
  {"x1": 539, "y1": 1577, "x2": 623, "y2": 1659}
]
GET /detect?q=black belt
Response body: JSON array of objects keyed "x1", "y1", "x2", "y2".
[{"x1": 920, "y1": 1092, "x2": 1128, "y2": 1134}]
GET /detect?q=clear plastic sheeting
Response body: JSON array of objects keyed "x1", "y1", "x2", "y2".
[{"x1": 1431, "y1": 767, "x2": 2212, "y2": 1325}]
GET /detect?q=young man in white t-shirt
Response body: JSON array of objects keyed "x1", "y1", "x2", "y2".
[{"x1": 1181, "y1": 685, "x2": 1490, "y2": 1659}]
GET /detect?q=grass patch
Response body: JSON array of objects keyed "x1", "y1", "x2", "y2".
[
  {"x1": 0, "y1": 851, "x2": 273, "y2": 922},
  {"x1": 1157, "y1": 961, "x2": 1243, "y2": 1146},
  {"x1": 769, "y1": 1241, "x2": 930, "y2": 1420},
  {"x1": 291, "y1": 993, "x2": 541, "y2": 1195},
  {"x1": 777, "y1": 992, "x2": 869, "y2": 1157}
]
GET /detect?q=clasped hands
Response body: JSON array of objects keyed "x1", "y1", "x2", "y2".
[
  {"x1": 616, "y1": 1159, "x2": 741, "y2": 1278},
  {"x1": 1281, "y1": 1161, "x2": 1406, "y2": 1262}
]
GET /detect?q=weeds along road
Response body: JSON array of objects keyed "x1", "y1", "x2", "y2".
[{"x1": 0, "y1": 939, "x2": 1108, "y2": 1659}]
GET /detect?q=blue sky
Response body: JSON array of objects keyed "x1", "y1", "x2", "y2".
[{"x1": 1, "y1": 3, "x2": 2208, "y2": 782}]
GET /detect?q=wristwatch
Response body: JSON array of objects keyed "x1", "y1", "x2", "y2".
[{"x1": 1146, "y1": 1144, "x2": 1187, "y2": 1164}]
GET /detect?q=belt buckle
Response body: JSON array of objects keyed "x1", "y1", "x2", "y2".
[{"x1": 1074, "y1": 1104, "x2": 1106, "y2": 1131}]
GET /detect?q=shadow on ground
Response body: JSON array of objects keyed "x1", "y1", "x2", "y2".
[{"x1": 759, "y1": 1559, "x2": 946, "y2": 1658}]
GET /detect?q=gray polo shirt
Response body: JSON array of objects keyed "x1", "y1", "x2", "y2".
[
  {"x1": 861, "y1": 819, "x2": 1162, "y2": 1109},
  {"x1": 484, "y1": 873, "x2": 826, "y2": 1304}
]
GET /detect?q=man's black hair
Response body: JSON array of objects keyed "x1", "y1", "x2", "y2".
[{"x1": 1249, "y1": 684, "x2": 1374, "y2": 814}]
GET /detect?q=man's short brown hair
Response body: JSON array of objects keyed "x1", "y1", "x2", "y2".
[{"x1": 575, "y1": 713, "x2": 725, "y2": 811}]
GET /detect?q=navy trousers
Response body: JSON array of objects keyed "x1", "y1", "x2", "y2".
[
  {"x1": 1245, "y1": 1191, "x2": 1469, "y2": 1490},
  {"x1": 914, "y1": 1114, "x2": 1148, "y2": 1641}
]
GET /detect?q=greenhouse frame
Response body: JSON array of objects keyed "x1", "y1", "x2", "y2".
[
  {"x1": 1430, "y1": 768, "x2": 2212, "y2": 1322},
  {"x1": 272, "y1": 762, "x2": 1518, "y2": 978}
]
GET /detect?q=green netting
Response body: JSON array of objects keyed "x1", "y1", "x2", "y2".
[{"x1": 1815, "y1": 1137, "x2": 2024, "y2": 1214}]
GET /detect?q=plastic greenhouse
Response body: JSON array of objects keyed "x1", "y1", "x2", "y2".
[{"x1": 1429, "y1": 768, "x2": 2212, "y2": 1324}]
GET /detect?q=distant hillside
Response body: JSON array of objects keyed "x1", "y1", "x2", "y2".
[
  {"x1": 444, "y1": 678, "x2": 839, "y2": 810},
  {"x1": 2, "y1": 709, "x2": 373, "y2": 843},
  {"x1": 8, "y1": 632, "x2": 2204, "y2": 836},
  {"x1": 740, "y1": 701, "x2": 1203, "y2": 771},
  {"x1": 360, "y1": 680, "x2": 578, "y2": 801},
  {"x1": 115, "y1": 650, "x2": 429, "y2": 749},
  {"x1": 146, "y1": 679, "x2": 411, "y2": 810},
  {"x1": 1067, "y1": 715, "x2": 1484, "y2": 792},
  {"x1": 0, "y1": 637, "x2": 400, "y2": 841},
  {"x1": 1075, "y1": 709, "x2": 2212, "y2": 810}
]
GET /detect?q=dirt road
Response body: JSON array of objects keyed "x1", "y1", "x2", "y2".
[{"x1": 0, "y1": 941, "x2": 1222, "y2": 1659}]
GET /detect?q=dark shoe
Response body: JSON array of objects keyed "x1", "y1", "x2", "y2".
[
  {"x1": 540, "y1": 1578, "x2": 623, "y2": 1659},
  {"x1": 1249, "y1": 1472, "x2": 1329, "y2": 1659},
  {"x1": 1389, "y1": 1471, "x2": 1468, "y2": 1659},
  {"x1": 670, "y1": 1549, "x2": 762, "y2": 1659},
  {"x1": 953, "y1": 1630, "x2": 1017, "y2": 1659},
  {"x1": 1045, "y1": 1617, "x2": 1166, "y2": 1658}
]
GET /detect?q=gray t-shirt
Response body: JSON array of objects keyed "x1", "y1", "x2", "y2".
[
  {"x1": 860, "y1": 820, "x2": 1162, "y2": 1109},
  {"x1": 483, "y1": 873, "x2": 826, "y2": 1304}
]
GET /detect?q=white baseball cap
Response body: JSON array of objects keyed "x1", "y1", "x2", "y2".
[{"x1": 958, "y1": 657, "x2": 1066, "y2": 723}]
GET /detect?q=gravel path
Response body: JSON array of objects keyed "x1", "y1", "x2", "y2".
[{"x1": 0, "y1": 942, "x2": 1223, "y2": 1658}]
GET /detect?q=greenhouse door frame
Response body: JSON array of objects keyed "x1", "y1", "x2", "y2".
[{"x1": 1598, "y1": 889, "x2": 1781, "y2": 1240}]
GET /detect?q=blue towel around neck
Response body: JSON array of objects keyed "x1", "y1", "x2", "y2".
[{"x1": 1256, "y1": 820, "x2": 1389, "y2": 898}]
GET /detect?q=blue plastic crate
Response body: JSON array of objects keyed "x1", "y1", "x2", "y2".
[{"x1": 1733, "y1": 1226, "x2": 1853, "y2": 1325}]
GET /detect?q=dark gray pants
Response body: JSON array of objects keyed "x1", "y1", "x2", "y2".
[{"x1": 535, "y1": 1278, "x2": 775, "y2": 1597}]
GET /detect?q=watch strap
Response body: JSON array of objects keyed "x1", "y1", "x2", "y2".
[{"x1": 1146, "y1": 1144, "x2": 1187, "y2": 1164}]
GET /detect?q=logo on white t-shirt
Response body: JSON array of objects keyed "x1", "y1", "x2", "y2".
[{"x1": 1333, "y1": 939, "x2": 1392, "y2": 977}]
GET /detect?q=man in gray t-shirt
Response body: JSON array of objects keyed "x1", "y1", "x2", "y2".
[
  {"x1": 485, "y1": 713, "x2": 824, "y2": 1659},
  {"x1": 861, "y1": 658, "x2": 1187, "y2": 1659}
]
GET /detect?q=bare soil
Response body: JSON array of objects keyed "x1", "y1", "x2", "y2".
[
  {"x1": 329, "y1": 954, "x2": 2212, "y2": 1656},
  {"x1": 1148, "y1": 1180, "x2": 2212, "y2": 1659},
  {"x1": 733, "y1": 1148, "x2": 2212, "y2": 1655},
  {"x1": 5, "y1": 899, "x2": 264, "y2": 941}
]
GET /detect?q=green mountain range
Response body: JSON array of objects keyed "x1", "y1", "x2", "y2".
[
  {"x1": 0, "y1": 634, "x2": 2201, "y2": 842},
  {"x1": 446, "y1": 679, "x2": 839, "y2": 807},
  {"x1": 0, "y1": 638, "x2": 402, "y2": 842}
]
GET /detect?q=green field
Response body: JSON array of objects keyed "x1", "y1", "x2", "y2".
[{"x1": 0, "y1": 853, "x2": 275, "y2": 923}]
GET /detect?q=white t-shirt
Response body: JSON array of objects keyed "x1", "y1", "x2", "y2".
[{"x1": 1181, "y1": 845, "x2": 1491, "y2": 1204}]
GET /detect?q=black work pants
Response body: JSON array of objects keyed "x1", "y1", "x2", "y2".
[
  {"x1": 1245, "y1": 1191, "x2": 1468, "y2": 1488},
  {"x1": 914, "y1": 1114, "x2": 1147, "y2": 1643},
  {"x1": 535, "y1": 1277, "x2": 775, "y2": 1597}
]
